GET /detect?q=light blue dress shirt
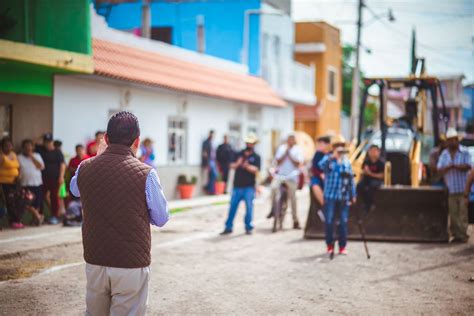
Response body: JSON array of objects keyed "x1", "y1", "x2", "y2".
[{"x1": 70, "y1": 166, "x2": 169, "y2": 227}]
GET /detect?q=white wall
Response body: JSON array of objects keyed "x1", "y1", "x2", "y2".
[
  {"x1": 54, "y1": 75, "x2": 241, "y2": 164},
  {"x1": 53, "y1": 75, "x2": 293, "y2": 196},
  {"x1": 260, "y1": 3, "x2": 315, "y2": 106},
  {"x1": 54, "y1": 75, "x2": 290, "y2": 164}
]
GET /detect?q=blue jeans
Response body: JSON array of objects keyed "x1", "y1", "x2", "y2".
[
  {"x1": 205, "y1": 161, "x2": 218, "y2": 194},
  {"x1": 225, "y1": 187, "x2": 255, "y2": 231},
  {"x1": 324, "y1": 199, "x2": 350, "y2": 248}
]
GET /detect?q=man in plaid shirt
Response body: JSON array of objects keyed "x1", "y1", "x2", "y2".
[
  {"x1": 318, "y1": 135, "x2": 356, "y2": 256},
  {"x1": 437, "y1": 128, "x2": 472, "y2": 242}
]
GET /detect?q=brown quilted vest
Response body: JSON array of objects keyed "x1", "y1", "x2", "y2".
[{"x1": 78, "y1": 144, "x2": 152, "y2": 268}]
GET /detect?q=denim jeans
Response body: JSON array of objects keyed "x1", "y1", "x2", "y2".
[
  {"x1": 225, "y1": 186, "x2": 255, "y2": 231},
  {"x1": 356, "y1": 177, "x2": 382, "y2": 213},
  {"x1": 205, "y1": 161, "x2": 218, "y2": 194},
  {"x1": 324, "y1": 199, "x2": 350, "y2": 248}
]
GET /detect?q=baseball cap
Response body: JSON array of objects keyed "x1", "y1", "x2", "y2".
[{"x1": 43, "y1": 133, "x2": 53, "y2": 142}]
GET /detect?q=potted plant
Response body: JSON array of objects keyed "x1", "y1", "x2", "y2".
[
  {"x1": 177, "y1": 174, "x2": 197, "y2": 199},
  {"x1": 214, "y1": 173, "x2": 226, "y2": 195}
]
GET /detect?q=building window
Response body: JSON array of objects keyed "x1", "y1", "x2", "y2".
[
  {"x1": 151, "y1": 27, "x2": 173, "y2": 44},
  {"x1": 228, "y1": 122, "x2": 242, "y2": 150},
  {"x1": 168, "y1": 117, "x2": 186, "y2": 164},
  {"x1": 0, "y1": 105, "x2": 12, "y2": 138},
  {"x1": 327, "y1": 66, "x2": 337, "y2": 100}
]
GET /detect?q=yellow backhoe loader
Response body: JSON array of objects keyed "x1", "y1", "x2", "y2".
[{"x1": 304, "y1": 74, "x2": 451, "y2": 242}]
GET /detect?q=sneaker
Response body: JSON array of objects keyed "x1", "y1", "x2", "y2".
[
  {"x1": 11, "y1": 222, "x2": 25, "y2": 229},
  {"x1": 339, "y1": 247, "x2": 348, "y2": 255},
  {"x1": 220, "y1": 229, "x2": 232, "y2": 235},
  {"x1": 47, "y1": 216, "x2": 59, "y2": 225},
  {"x1": 246, "y1": 230, "x2": 253, "y2": 235},
  {"x1": 326, "y1": 245, "x2": 334, "y2": 255}
]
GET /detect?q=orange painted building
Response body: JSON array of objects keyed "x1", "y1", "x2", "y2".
[{"x1": 293, "y1": 22, "x2": 342, "y2": 139}]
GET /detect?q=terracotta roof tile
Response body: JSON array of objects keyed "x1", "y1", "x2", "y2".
[{"x1": 92, "y1": 39, "x2": 286, "y2": 107}]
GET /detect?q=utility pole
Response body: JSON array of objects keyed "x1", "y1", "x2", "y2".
[
  {"x1": 350, "y1": 0, "x2": 364, "y2": 140},
  {"x1": 410, "y1": 27, "x2": 417, "y2": 74}
]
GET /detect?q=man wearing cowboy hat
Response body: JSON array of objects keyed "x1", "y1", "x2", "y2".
[
  {"x1": 318, "y1": 135, "x2": 356, "y2": 256},
  {"x1": 221, "y1": 133, "x2": 261, "y2": 235},
  {"x1": 437, "y1": 127, "x2": 472, "y2": 242}
]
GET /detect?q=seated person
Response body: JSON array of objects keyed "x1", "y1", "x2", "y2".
[
  {"x1": 63, "y1": 197, "x2": 83, "y2": 227},
  {"x1": 357, "y1": 145, "x2": 385, "y2": 213}
]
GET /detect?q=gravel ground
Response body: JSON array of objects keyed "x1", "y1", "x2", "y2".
[{"x1": 0, "y1": 196, "x2": 473, "y2": 315}]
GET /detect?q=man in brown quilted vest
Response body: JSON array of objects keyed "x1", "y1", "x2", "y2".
[{"x1": 70, "y1": 111, "x2": 169, "y2": 315}]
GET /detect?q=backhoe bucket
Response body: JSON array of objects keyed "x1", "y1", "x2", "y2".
[{"x1": 304, "y1": 186, "x2": 449, "y2": 242}]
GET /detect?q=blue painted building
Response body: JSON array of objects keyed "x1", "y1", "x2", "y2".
[
  {"x1": 94, "y1": 0, "x2": 315, "y2": 106},
  {"x1": 95, "y1": 0, "x2": 264, "y2": 75}
]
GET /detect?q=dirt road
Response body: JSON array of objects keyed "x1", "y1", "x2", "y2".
[{"x1": 0, "y1": 195, "x2": 473, "y2": 315}]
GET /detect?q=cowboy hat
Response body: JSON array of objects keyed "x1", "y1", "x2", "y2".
[
  {"x1": 445, "y1": 127, "x2": 460, "y2": 140},
  {"x1": 331, "y1": 134, "x2": 347, "y2": 147},
  {"x1": 244, "y1": 132, "x2": 259, "y2": 144}
]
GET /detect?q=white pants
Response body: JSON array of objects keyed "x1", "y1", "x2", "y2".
[{"x1": 85, "y1": 263, "x2": 150, "y2": 316}]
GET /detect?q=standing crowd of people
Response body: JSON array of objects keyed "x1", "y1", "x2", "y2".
[
  {"x1": 0, "y1": 129, "x2": 157, "y2": 229},
  {"x1": 213, "y1": 130, "x2": 388, "y2": 253},
  {"x1": 217, "y1": 127, "x2": 472, "y2": 254}
]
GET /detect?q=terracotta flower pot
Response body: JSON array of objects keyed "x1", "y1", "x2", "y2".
[
  {"x1": 214, "y1": 181, "x2": 226, "y2": 195},
  {"x1": 178, "y1": 184, "x2": 195, "y2": 199}
]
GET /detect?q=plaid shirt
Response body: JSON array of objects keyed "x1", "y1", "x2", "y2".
[
  {"x1": 437, "y1": 147, "x2": 472, "y2": 194},
  {"x1": 318, "y1": 154, "x2": 356, "y2": 202}
]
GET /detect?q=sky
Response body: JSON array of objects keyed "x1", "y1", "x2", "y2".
[{"x1": 292, "y1": 0, "x2": 474, "y2": 83}]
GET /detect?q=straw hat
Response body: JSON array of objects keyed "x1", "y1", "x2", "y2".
[
  {"x1": 331, "y1": 134, "x2": 347, "y2": 147},
  {"x1": 244, "y1": 132, "x2": 259, "y2": 144},
  {"x1": 445, "y1": 127, "x2": 460, "y2": 140}
]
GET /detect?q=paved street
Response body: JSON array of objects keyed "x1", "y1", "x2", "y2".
[{"x1": 0, "y1": 194, "x2": 473, "y2": 315}]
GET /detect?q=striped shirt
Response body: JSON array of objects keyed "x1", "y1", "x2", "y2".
[
  {"x1": 318, "y1": 154, "x2": 356, "y2": 202},
  {"x1": 437, "y1": 147, "x2": 472, "y2": 194}
]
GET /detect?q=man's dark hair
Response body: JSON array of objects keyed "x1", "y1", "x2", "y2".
[
  {"x1": 95, "y1": 130, "x2": 105, "y2": 137},
  {"x1": 22, "y1": 139, "x2": 33, "y2": 148},
  {"x1": 107, "y1": 111, "x2": 140, "y2": 146},
  {"x1": 317, "y1": 136, "x2": 331, "y2": 144},
  {"x1": 54, "y1": 140, "x2": 62, "y2": 148},
  {"x1": 75, "y1": 144, "x2": 84, "y2": 151},
  {"x1": 369, "y1": 144, "x2": 380, "y2": 150}
]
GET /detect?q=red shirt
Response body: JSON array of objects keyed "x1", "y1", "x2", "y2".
[
  {"x1": 86, "y1": 141, "x2": 98, "y2": 157},
  {"x1": 69, "y1": 154, "x2": 90, "y2": 172}
]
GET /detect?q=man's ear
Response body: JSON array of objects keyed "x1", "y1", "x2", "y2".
[
  {"x1": 133, "y1": 137, "x2": 140, "y2": 148},
  {"x1": 104, "y1": 134, "x2": 110, "y2": 145}
]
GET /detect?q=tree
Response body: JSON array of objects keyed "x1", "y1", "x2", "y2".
[
  {"x1": 342, "y1": 45, "x2": 354, "y2": 116},
  {"x1": 342, "y1": 44, "x2": 376, "y2": 126}
]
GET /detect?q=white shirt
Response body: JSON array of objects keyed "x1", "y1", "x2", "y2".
[
  {"x1": 274, "y1": 144, "x2": 303, "y2": 182},
  {"x1": 18, "y1": 153, "x2": 44, "y2": 186}
]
